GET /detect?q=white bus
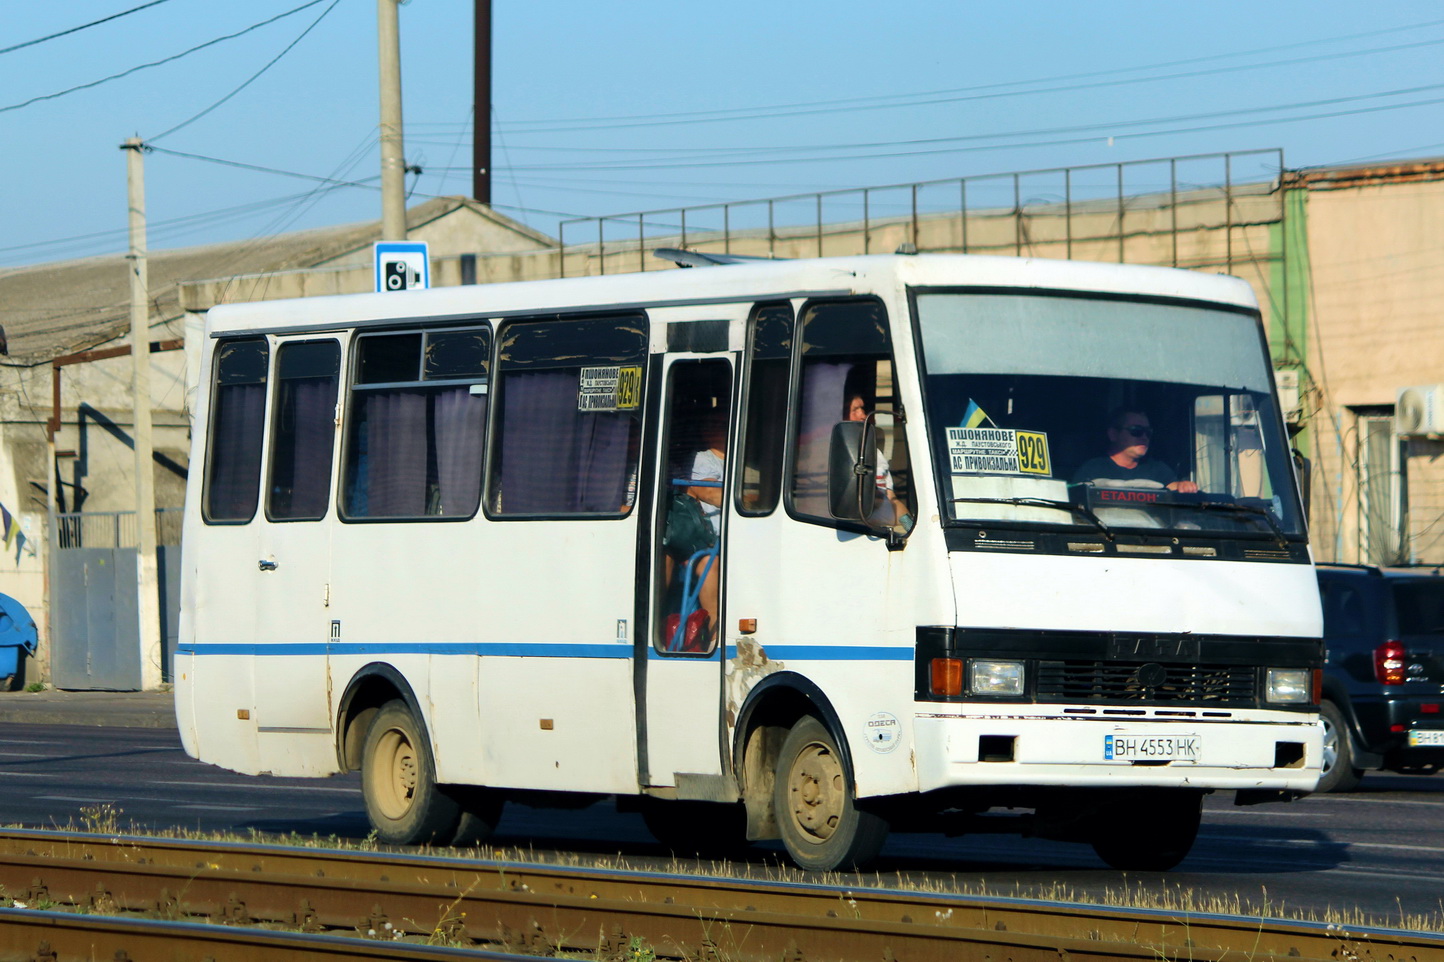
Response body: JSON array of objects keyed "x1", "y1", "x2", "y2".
[{"x1": 176, "y1": 253, "x2": 1322, "y2": 871}]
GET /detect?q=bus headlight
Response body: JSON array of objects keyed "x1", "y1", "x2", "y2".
[
  {"x1": 969, "y1": 659, "x2": 1025, "y2": 696},
  {"x1": 1266, "y1": 668, "x2": 1310, "y2": 704}
]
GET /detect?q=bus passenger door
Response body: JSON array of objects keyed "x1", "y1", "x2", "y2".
[
  {"x1": 252, "y1": 338, "x2": 342, "y2": 774},
  {"x1": 642, "y1": 358, "x2": 732, "y2": 789}
]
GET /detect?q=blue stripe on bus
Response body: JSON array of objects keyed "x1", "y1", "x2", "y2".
[
  {"x1": 176, "y1": 642, "x2": 633, "y2": 658},
  {"x1": 176, "y1": 642, "x2": 913, "y2": 661}
]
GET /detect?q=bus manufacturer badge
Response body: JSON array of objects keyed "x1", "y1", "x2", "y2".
[
  {"x1": 865, "y1": 712, "x2": 901, "y2": 753},
  {"x1": 946, "y1": 427, "x2": 1051, "y2": 476}
]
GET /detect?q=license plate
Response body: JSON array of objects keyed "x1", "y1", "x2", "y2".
[
  {"x1": 1104, "y1": 733, "x2": 1200, "y2": 761},
  {"x1": 1408, "y1": 730, "x2": 1444, "y2": 747}
]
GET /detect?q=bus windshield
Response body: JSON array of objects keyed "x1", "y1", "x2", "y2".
[{"x1": 915, "y1": 291, "x2": 1305, "y2": 538}]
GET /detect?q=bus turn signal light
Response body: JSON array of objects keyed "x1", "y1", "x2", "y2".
[
  {"x1": 1374, "y1": 640, "x2": 1406, "y2": 686},
  {"x1": 931, "y1": 658, "x2": 963, "y2": 697}
]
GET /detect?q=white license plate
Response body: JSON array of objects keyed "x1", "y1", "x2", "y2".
[
  {"x1": 1408, "y1": 730, "x2": 1444, "y2": 747},
  {"x1": 1104, "y1": 733, "x2": 1200, "y2": 761}
]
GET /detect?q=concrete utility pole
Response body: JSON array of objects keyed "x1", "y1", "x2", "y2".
[
  {"x1": 122, "y1": 136, "x2": 163, "y2": 691},
  {"x1": 473, "y1": 0, "x2": 491, "y2": 205},
  {"x1": 378, "y1": 0, "x2": 407, "y2": 240}
]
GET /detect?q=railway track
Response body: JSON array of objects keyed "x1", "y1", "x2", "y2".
[{"x1": 0, "y1": 828, "x2": 1439, "y2": 962}]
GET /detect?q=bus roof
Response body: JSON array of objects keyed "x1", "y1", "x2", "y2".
[{"x1": 204, "y1": 253, "x2": 1259, "y2": 336}]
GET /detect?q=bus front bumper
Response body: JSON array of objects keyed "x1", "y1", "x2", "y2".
[{"x1": 913, "y1": 710, "x2": 1322, "y2": 794}]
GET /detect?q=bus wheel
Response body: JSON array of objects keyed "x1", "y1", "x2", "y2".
[
  {"x1": 774, "y1": 716, "x2": 888, "y2": 871},
  {"x1": 361, "y1": 700, "x2": 461, "y2": 845},
  {"x1": 1090, "y1": 789, "x2": 1202, "y2": 871}
]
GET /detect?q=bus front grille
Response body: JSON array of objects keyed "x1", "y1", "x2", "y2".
[{"x1": 1036, "y1": 660, "x2": 1256, "y2": 705}]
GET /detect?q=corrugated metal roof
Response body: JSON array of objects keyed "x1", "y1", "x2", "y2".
[{"x1": 0, "y1": 197, "x2": 553, "y2": 364}]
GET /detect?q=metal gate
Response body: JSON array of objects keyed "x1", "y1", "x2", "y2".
[{"x1": 51, "y1": 510, "x2": 181, "y2": 691}]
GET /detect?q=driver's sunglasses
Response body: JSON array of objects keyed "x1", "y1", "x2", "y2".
[{"x1": 1122, "y1": 425, "x2": 1153, "y2": 438}]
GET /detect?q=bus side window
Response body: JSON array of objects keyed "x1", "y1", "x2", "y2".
[
  {"x1": 488, "y1": 314, "x2": 647, "y2": 517},
  {"x1": 789, "y1": 298, "x2": 913, "y2": 527},
  {"x1": 737, "y1": 303, "x2": 792, "y2": 516},
  {"x1": 267, "y1": 340, "x2": 341, "y2": 521},
  {"x1": 204, "y1": 337, "x2": 270, "y2": 523},
  {"x1": 341, "y1": 327, "x2": 489, "y2": 520}
]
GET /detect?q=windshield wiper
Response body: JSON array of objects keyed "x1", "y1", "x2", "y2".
[
  {"x1": 1171, "y1": 500, "x2": 1290, "y2": 549},
  {"x1": 951, "y1": 497, "x2": 1113, "y2": 541}
]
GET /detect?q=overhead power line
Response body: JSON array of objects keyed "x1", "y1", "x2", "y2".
[
  {"x1": 430, "y1": 83, "x2": 1444, "y2": 174},
  {"x1": 145, "y1": 145, "x2": 384, "y2": 189},
  {"x1": 0, "y1": 0, "x2": 178, "y2": 57},
  {"x1": 0, "y1": 0, "x2": 330, "y2": 116},
  {"x1": 149, "y1": 0, "x2": 342, "y2": 142},
  {"x1": 485, "y1": 26, "x2": 1444, "y2": 134}
]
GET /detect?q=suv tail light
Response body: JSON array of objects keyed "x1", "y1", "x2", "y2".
[{"x1": 1375, "y1": 639, "x2": 1406, "y2": 685}]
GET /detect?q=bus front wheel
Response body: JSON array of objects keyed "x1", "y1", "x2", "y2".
[
  {"x1": 361, "y1": 700, "x2": 461, "y2": 845},
  {"x1": 773, "y1": 716, "x2": 888, "y2": 871}
]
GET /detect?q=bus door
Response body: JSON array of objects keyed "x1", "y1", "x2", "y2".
[
  {"x1": 252, "y1": 337, "x2": 342, "y2": 760},
  {"x1": 642, "y1": 357, "x2": 733, "y2": 789}
]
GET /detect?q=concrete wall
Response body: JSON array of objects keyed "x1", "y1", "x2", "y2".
[{"x1": 1300, "y1": 178, "x2": 1444, "y2": 564}]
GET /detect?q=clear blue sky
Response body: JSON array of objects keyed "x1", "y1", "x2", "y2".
[{"x1": 5, "y1": 0, "x2": 1444, "y2": 268}]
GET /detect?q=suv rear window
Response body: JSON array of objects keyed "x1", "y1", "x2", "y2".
[{"x1": 1392, "y1": 581, "x2": 1444, "y2": 635}]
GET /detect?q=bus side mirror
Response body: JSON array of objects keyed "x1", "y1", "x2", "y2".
[{"x1": 828, "y1": 420, "x2": 877, "y2": 523}]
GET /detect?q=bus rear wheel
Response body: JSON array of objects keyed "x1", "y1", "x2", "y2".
[
  {"x1": 361, "y1": 700, "x2": 461, "y2": 845},
  {"x1": 774, "y1": 716, "x2": 888, "y2": 871},
  {"x1": 1089, "y1": 789, "x2": 1202, "y2": 871}
]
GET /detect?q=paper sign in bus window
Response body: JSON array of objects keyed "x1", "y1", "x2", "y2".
[
  {"x1": 948, "y1": 427, "x2": 1052, "y2": 476},
  {"x1": 578, "y1": 365, "x2": 643, "y2": 412}
]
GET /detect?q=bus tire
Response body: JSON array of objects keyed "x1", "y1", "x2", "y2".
[
  {"x1": 361, "y1": 700, "x2": 461, "y2": 845},
  {"x1": 446, "y1": 787, "x2": 504, "y2": 847},
  {"x1": 1317, "y1": 700, "x2": 1363, "y2": 793},
  {"x1": 1090, "y1": 789, "x2": 1201, "y2": 871},
  {"x1": 774, "y1": 716, "x2": 888, "y2": 871}
]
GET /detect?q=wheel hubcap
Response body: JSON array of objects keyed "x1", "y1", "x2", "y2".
[
  {"x1": 787, "y1": 741, "x2": 843, "y2": 843},
  {"x1": 371, "y1": 727, "x2": 418, "y2": 820},
  {"x1": 1320, "y1": 715, "x2": 1338, "y2": 773}
]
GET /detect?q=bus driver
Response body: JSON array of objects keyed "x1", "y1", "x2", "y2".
[{"x1": 1071, "y1": 407, "x2": 1199, "y2": 493}]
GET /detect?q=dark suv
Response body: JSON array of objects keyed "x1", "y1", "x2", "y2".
[{"x1": 1315, "y1": 563, "x2": 1444, "y2": 792}]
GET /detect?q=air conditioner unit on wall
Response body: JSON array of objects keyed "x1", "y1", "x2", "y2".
[
  {"x1": 1274, "y1": 368, "x2": 1302, "y2": 423},
  {"x1": 1395, "y1": 384, "x2": 1444, "y2": 437}
]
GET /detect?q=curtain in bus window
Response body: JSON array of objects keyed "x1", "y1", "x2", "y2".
[
  {"x1": 363, "y1": 390, "x2": 428, "y2": 516},
  {"x1": 498, "y1": 370, "x2": 631, "y2": 514},
  {"x1": 273, "y1": 376, "x2": 337, "y2": 519},
  {"x1": 208, "y1": 382, "x2": 265, "y2": 521},
  {"x1": 792, "y1": 362, "x2": 853, "y2": 517},
  {"x1": 434, "y1": 386, "x2": 486, "y2": 516}
]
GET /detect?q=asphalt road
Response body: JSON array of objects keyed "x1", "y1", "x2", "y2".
[{"x1": 0, "y1": 722, "x2": 1439, "y2": 926}]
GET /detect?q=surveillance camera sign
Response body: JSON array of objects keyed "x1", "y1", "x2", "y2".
[{"x1": 374, "y1": 241, "x2": 430, "y2": 293}]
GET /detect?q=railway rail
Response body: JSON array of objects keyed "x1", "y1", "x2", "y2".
[{"x1": 0, "y1": 828, "x2": 1439, "y2": 962}]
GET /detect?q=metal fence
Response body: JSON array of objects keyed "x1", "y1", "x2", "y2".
[
  {"x1": 555, "y1": 148, "x2": 1286, "y2": 279},
  {"x1": 55, "y1": 508, "x2": 183, "y2": 550}
]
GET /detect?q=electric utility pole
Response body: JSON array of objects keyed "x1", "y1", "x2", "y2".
[
  {"x1": 122, "y1": 136, "x2": 163, "y2": 691},
  {"x1": 378, "y1": 0, "x2": 407, "y2": 239},
  {"x1": 474, "y1": 0, "x2": 491, "y2": 205}
]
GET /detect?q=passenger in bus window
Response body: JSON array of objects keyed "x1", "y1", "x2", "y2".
[
  {"x1": 1071, "y1": 408, "x2": 1199, "y2": 492},
  {"x1": 846, "y1": 393, "x2": 912, "y2": 529},
  {"x1": 684, "y1": 408, "x2": 727, "y2": 632}
]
